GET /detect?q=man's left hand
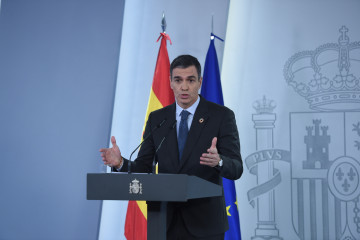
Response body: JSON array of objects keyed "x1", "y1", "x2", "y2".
[{"x1": 200, "y1": 137, "x2": 221, "y2": 167}]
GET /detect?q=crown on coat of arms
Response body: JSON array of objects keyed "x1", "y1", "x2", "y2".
[
  {"x1": 253, "y1": 96, "x2": 276, "y2": 114},
  {"x1": 284, "y1": 26, "x2": 360, "y2": 111}
]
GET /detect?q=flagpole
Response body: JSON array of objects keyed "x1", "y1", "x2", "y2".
[{"x1": 162, "y1": 12, "x2": 166, "y2": 33}]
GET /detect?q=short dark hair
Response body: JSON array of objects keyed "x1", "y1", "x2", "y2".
[{"x1": 170, "y1": 55, "x2": 201, "y2": 79}]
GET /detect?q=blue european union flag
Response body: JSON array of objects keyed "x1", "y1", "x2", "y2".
[{"x1": 201, "y1": 33, "x2": 242, "y2": 240}]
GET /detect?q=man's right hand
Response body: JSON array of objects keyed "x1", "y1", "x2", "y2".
[{"x1": 99, "y1": 136, "x2": 122, "y2": 169}]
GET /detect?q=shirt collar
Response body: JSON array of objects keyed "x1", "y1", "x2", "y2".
[{"x1": 175, "y1": 95, "x2": 200, "y2": 117}]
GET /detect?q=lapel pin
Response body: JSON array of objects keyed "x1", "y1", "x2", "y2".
[{"x1": 199, "y1": 118, "x2": 204, "y2": 123}]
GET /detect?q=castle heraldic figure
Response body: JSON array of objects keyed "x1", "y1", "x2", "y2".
[{"x1": 100, "y1": 55, "x2": 243, "y2": 240}]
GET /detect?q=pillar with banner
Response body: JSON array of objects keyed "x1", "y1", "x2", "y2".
[{"x1": 249, "y1": 96, "x2": 282, "y2": 240}]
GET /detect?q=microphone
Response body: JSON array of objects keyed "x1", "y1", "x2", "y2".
[
  {"x1": 127, "y1": 118, "x2": 166, "y2": 173},
  {"x1": 152, "y1": 120, "x2": 177, "y2": 174}
]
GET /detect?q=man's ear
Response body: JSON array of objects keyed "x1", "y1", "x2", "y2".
[{"x1": 169, "y1": 76, "x2": 173, "y2": 89}]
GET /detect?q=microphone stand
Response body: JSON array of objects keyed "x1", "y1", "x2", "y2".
[
  {"x1": 151, "y1": 120, "x2": 177, "y2": 174},
  {"x1": 127, "y1": 118, "x2": 166, "y2": 174}
]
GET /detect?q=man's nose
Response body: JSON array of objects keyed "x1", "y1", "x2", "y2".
[{"x1": 180, "y1": 82, "x2": 188, "y2": 90}]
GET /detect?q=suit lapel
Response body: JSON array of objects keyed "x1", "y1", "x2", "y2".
[
  {"x1": 178, "y1": 97, "x2": 209, "y2": 171},
  {"x1": 163, "y1": 103, "x2": 180, "y2": 170}
]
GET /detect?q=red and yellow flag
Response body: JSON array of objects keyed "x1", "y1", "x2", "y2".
[{"x1": 124, "y1": 33, "x2": 174, "y2": 240}]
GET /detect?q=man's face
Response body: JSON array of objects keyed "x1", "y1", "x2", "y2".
[{"x1": 170, "y1": 66, "x2": 202, "y2": 109}]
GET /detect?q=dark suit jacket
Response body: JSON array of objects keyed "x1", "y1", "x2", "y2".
[{"x1": 119, "y1": 95, "x2": 243, "y2": 237}]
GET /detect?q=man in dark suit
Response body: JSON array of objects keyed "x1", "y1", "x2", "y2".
[{"x1": 100, "y1": 55, "x2": 243, "y2": 239}]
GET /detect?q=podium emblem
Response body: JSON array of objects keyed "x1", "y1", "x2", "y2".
[{"x1": 129, "y1": 178, "x2": 142, "y2": 194}]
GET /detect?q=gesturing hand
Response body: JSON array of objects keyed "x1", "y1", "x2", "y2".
[
  {"x1": 200, "y1": 137, "x2": 221, "y2": 167},
  {"x1": 99, "y1": 136, "x2": 122, "y2": 169}
]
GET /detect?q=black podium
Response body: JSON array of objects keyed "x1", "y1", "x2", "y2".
[{"x1": 87, "y1": 173, "x2": 222, "y2": 240}]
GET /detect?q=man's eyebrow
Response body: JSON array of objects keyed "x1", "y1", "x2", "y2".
[{"x1": 173, "y1": 75, "x2": 197, "y2": 79}]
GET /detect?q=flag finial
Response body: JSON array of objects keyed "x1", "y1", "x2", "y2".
[
  {"x1": 161, "y1": 12, "x2": 167, "y2": 33},
  {"x1": 211, "y1": 15, "x2": 214, "y2": 34}
]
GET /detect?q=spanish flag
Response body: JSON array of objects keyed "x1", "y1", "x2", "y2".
[{"x1": 124, "y1": 33, "x2": 174, "y2": 240}]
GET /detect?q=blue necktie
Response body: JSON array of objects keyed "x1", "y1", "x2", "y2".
[{"x1": 178, "y1": 110, "x2": 190, "y2": 161}]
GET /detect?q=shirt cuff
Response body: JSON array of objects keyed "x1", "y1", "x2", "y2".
[
  {"x1": 116, "y1": 159, "x2": 124, "y2": 171},
  {"x1": 112, "y1": 158, "x2": 124, "y2": 172}
]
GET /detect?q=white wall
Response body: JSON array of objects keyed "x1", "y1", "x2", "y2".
[{"x1": 0, "y1": 1, "x2": 125, "y2": 239}]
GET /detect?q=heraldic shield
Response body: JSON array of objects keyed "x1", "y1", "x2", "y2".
[
  {"x1": 290, "y1": 111, "x2": 360, "y2": 240},
  {"x1": 284, "y1": 26, "x2": 360, "y2": 240}
]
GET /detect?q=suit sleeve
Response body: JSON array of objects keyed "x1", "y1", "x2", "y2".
[{"x1": 217, "y1": 109, "x2": 243, "y2": 180}]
